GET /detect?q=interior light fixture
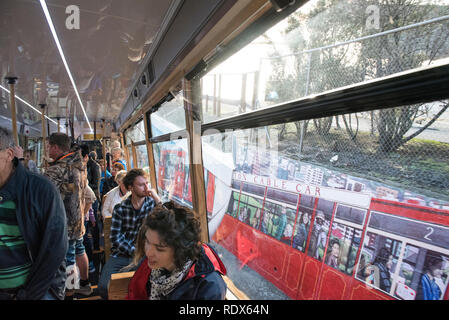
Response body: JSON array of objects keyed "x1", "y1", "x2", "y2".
[
  {"x1": 0, "y1": 84, "x2": 65, "y2": 130},
  {"x1": 39, "y1": 0, "x2": 92, "y2": 130}
]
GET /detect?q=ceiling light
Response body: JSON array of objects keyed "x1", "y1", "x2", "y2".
[
  {"x1": 0, "y1": 84, "x2": 66, "y2": 131},
  {"x1": 39, "y1": 0, "x2": 92, "y2": 130}
]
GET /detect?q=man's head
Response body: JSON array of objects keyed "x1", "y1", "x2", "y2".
[
  {"x1": 48, "y1": 133, "x2": 71, "y2": 160},
  {"x1": 89, "y1": 151, "x2": 97, "y2": 161},
  {"x1": 123, "y1": 168, "x2": 149, "y2": 198},
  {"x1": 24, "y1": 149, "x2": 34, "y2": 161},
  {"x1": 0, "y1": 128, "x2": 17, "y2": 188},
  {"x1": 80, "y1": 144, "x2": 89, "y2": 163}
]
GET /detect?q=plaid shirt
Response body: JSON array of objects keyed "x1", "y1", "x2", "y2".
[{"x1": 110, "y1": 196, "x2": 155, "y2": 258}]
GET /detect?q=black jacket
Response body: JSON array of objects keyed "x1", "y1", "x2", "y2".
[
  {"x1": 0, "y1": 162, "x2": 68, "y2": 299},
  {"x1": 87, "y1": 158, "x2": 101, "y2": 199}
]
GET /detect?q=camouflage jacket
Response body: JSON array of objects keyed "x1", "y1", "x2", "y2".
[{"x1": 44, "y1": 150, "x2": 87, "y2": 240}]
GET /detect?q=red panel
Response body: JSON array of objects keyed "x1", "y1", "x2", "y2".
[
  {"x1": 235, "y1": 223, "x2": 260, "y2": 268},
  {"x1": 297, "y1": 258, "x2": 320, "y2": 300},
  {"x1": 252, "y1": 234, "x2": 286, "y2": 283},
  {"x1": 349, "y1": 282, "x2": 392, "y2": 300},
  {"x1": 317, "y1": 266, "x2": 348, "y2": 300},
  {"x1": 283, "y1": 249, "x2": 304, "y2": 299},
  {"x1": 186, "y1": 175, "x2": 192, "y2": 202},
  {"x1": 370, "y1": 198, "x2": 449, "y2": 226},
  {"x1": 206, "y1": 171, "x2": 215, "y2": 214},
  {"x1": 213, "y1": 214, "x2": 237, "y2": 253}
]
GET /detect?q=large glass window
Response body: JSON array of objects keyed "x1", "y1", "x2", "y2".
[
  {"x1": 307, "y1": 198, "x2": 334, "y2": 261},
  {"x1": 124, "y1": 119, "x2": 146, "y2": 144},
  {"x1": 201, "y1": 0, "x2": 449, "y2": 123},
  {"x1": 324, "y1": 205, "x2": 366, "y2": 275},
  {"x1": 292, "y1": 195, "x2": 315, "y2": 253},
  {"x1": 199, "y1": 0, "x2": 449, "y2": 300},
  {"x1": 153, "y1": 139, "x2": 190, "y2": 206},
  {"x1": 150, "y1": 90, "x2": 186, "y2": 137},
  {"x1": 135, "y1": 144, "x2": 149, "y2": 172},
  {"x1": 356, "y1": 211, "x2": 449, "y2": 299}
]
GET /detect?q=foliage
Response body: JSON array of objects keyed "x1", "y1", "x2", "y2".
[{"x1": 264, "y1": 0, "x2": 449, "y2": 153}]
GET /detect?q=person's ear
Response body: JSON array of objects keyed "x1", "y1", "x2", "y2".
[{"x1": 5, "y1": 148, "x2": 15, "y2": 161}]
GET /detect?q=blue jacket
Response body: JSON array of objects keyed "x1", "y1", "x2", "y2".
[
  {"x1": 0, "y1": 162, "x2": 68, "y2": 299},
  {"x1": 417, "y1": 273, "x2": 441, "y2": 300}
]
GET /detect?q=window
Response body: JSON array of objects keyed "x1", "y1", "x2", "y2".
[
  {"x1": 325, "y1": 205, "x2": 366, "y2": 275},
  {"x1": 124, "y1": 120, "x2": 146, "y2": 144},
  {"x1": 308, "y1": 198, "x2": 334, "y2": 261},
  {"x1": 227, "y1": 191, "x2": 241, "y2": 219},
  {"x1": 150, "y1": 90, "x2": 186, "y2": 137},
  {"x1": 357, "y1": 211, "x2": 449, "y2": 299},
  {"x1": 238, "y1": 194, "x2": 264, "y2": 230},
  {"x1": 201, "y1": 0, "x2": 449, "y2": 123},
  {"x1": 292, "y1": 198, "x2": 314, "y2": 253},
  {"x1": 135, "y1": 144, "x2": 149, "y2": 172},
  {"x1": 153, "y1": 139, "x2": 190, "y2": 205},
  {"x1": 196, "y1": 0, "x2": 449, "y2": 300}
]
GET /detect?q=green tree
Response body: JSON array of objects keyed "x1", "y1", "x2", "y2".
[{"x1": 266, "y1": 0, "x2": 449, "y2": 152}]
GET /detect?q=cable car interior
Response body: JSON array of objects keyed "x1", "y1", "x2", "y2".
[{"x1": 1, "y1": 0, "x2": 449, "y2": 301}]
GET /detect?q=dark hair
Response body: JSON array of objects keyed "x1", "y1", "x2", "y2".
[
  {"x1": 425, "y1": 255, "x2": 443, "y2": 273},
  {"x1": 80, "y1": 144, "x2": 90, "y2": 158},
  {"x1": 49, "y1": 133, "x2": 71, "y2": 152},
  {"x1": 329, "y1": 238, "x2": 340, "y2": 248},
  {"x1": 0, "y1": 127, "x2": 15, "y2": 150},
  {"x1": 132, "y1": 201, "x2": 201, "y2": 269},
  {"x1": 122, "y1": 168, "x2": 147, "y2": 189},
  {"x1": 374, "y1": 247, "x2": 392, "y2": 265},
  {"x1": 89, "y1": 151, "x2": 97, "y2": 160}
]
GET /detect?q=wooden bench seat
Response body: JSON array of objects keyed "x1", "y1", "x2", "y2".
[{"x1": 107, "y1": 272, "x2": 248, "y2": 300}]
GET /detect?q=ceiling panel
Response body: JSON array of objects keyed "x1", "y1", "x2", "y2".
[{"x1": 0, "y1": 0, "x2": 174, "y2": 135}]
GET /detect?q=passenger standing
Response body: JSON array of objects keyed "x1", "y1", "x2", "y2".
[
  {"x1": 82, "y1": 185, "x2": 97, "y2": 279},
  {"x1": 24, "y1": 149, "x2": 39, "y2": 173},
  {"x1": 44, "y1": 133, "x2": 88, "y2": 299},
  {"x1": 87, "y1": 151, "x2": 101, "y2": 200},
  {"x1": 86, "y1": 150, "x2": 101, "y2": 251},
  {"x1": 368, "y1": 247, "x2": 393, "y2": 293},
  {"x1": 416, "y1": 255, "x2": 444, "y2": 300},
  {"x1": 111, "y1": 147, "x2": 127, "y2": 171},
  {"x1": 98, "y1": 168, "x2": 161, "y2": 299},
  {"x1": 0, "y1": 128, "x2": 67, "y2": 300},
  {"x1": 325, "y1": 239, "x2": 341, "y2": 269},
  {"x1": 99, "y1": 159, "x2": 112, "y2": 198}
]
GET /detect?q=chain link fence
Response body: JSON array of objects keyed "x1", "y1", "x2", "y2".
[
  {"x1": 275, "y1": 103, "x2": 449, "y2": 200},
  {"x1": 203, "y1": 15, "x2": 449, "y2": 203}
]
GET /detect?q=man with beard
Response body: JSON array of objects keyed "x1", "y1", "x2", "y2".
[{"x1": 98, "y1": 168, "x2": 161, "y2": 299}]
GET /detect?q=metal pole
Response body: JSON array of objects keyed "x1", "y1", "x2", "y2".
[
  {"x1": 5, "y1": 76, "x2": 19, "y2": 146},
  {"x1": 299, "y1": 52, "x2": 312, "y2": 155},
  {"x1": 39, "y1": 103, "x2": 47, "y2": 170},
  {"x1": 101, "y1": 119, "x2": 106, "y2": 174}
]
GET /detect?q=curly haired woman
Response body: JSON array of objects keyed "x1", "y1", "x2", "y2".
[{"x1": 126, "y1": 201, "x2": 227, "y2": 300}]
